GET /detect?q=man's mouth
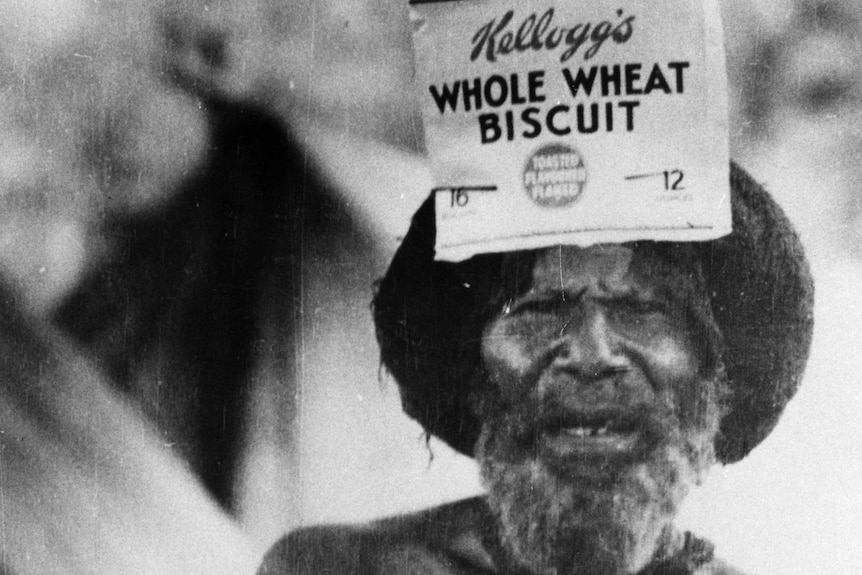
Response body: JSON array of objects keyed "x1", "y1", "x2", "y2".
[{"x1": 534, "y1": 410, "x2": 647, "y2": 461}]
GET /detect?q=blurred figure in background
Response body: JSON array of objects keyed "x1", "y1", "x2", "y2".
[
  {"x1": 731, "y1": 0, "x2": 862, "y2": 262},
  {"x1": 0, "y1": 1, "x2": 442, "y2": 573},
  {"x1": 0, "y1": 2, "x2": 294, "y2": 573}
]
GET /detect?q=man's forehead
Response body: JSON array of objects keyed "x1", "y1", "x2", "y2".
[{"x1": 529, "y1": 245, "x2": 659, "y2": 293}]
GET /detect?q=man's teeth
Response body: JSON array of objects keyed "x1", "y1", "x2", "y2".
[{"x1": 563, "y1": 425, "x2": 610, "y2": 437}]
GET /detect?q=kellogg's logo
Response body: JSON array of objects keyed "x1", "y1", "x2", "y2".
[
  {"x1": 471, "y1": 8, "x2": 635, "y2": 64},
  {"x1": 523, "y1": 143, "x2": 586, "y2": 208}
]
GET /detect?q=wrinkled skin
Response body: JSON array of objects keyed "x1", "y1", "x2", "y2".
[{"x1": 475, "y1": 245, "x2": 723, "y2": 575}]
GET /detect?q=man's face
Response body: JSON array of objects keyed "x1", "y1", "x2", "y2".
[{"x1": 475, "y1": 244, "x2": 722, "y2": 574}]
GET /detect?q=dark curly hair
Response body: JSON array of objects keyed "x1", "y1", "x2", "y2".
[{"x1": 373, "y1": 163, "x2": 814, "y2": 464}]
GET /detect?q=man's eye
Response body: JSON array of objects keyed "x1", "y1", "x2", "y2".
[
  {"x1": 608, "y1": 299, "x2": 671, "y2": 328},
  {"x1": 614, "y1": 298, "x2": 665, "y2": 314}
]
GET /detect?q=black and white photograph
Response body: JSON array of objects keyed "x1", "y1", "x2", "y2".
[{"x1": 0, "y1": 1, "x2": 859, "y2": 573}]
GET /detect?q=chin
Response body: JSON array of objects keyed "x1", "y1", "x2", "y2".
[{"x1": 476, "y1": 417, "x2": 717, "y2": 575}]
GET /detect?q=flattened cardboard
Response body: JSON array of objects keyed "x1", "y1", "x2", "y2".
[{"x1": 410, "y1": 0, "x2": 731, "y2": 261}]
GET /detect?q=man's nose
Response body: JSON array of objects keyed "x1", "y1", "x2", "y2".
[{"x1": 548, "y1": 308, "x2": 630, "y2": 381}]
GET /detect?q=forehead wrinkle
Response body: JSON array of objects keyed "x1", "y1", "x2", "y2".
[
  {"x1": 528, "y1": 246, "x2": 566, "y2": 293},
  {"x1": 594, "y1": 280, "x2": 641, "y2": 300},
  {"x1": 530, "y1": 245, "x2": 646, "y2": 297},
  {"x1": 527, "y1": 285, "x2": 589, "y2": 302},
  {"x1": 588, "y1": 264, "x2": 649, "y2": 301}
]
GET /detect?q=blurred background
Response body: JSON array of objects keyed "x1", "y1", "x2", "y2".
[{"x1": 0, "y1": 0, "x2": 859, "y2": 573}]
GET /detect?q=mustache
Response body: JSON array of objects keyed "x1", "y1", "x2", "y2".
[{"x1": 482, "y1": 391, "x2": 677, "y2": 448}]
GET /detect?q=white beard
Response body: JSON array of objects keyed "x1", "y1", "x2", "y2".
[{"x1": 476, "y1": 410, "x2": 717, "y2": 575}]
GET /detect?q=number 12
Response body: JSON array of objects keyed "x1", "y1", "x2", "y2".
[{"x1": 663, "y1": 170, "x2": 684, "y2": 190}]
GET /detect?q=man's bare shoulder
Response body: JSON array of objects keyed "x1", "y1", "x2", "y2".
[
  {"x1": 257, "y1": 497, "x2": 493, "y2": 575},
  {"x1": 256, "y1": 496, "x2": 752, "y2": 575}
]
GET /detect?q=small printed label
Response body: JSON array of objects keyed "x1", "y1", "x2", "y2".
[
  {"x1": 523, "y1": 143, "x2": 587, "y2": 208},
  {"x1": 412, "y1": 0, "x2": 732, "y2": 261}
]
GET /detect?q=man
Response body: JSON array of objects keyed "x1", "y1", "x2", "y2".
[{"x1": 258, "y1": 163, "x2": 813, "y2": 575}]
